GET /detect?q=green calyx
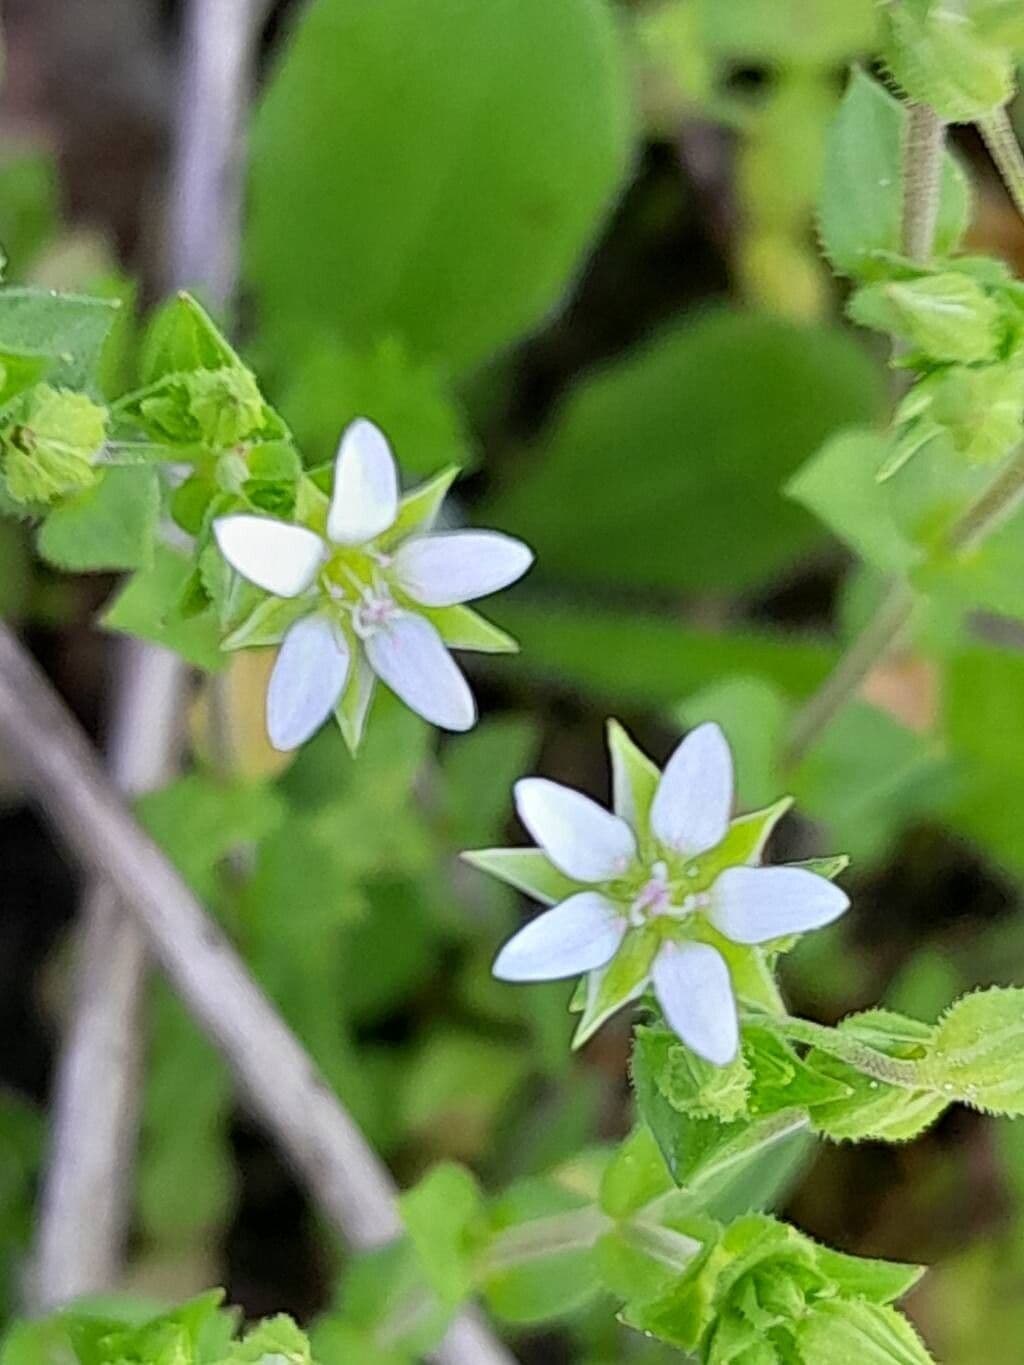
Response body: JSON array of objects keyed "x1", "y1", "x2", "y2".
[{"x1": 2, "y1": 383, "x2": 108, "y2": 505}]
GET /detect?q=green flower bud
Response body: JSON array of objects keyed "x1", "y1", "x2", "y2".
[
  {"x1": 185, "y1": 365, "x2": 264, "y2": 448},
  {"x1": 849, "y1": 272, "x2": 1001, "y2": 365},
  {"x1": 884, "y1": 0, "x2": 1015, "y2": 122},
  {"x1": 894, "y1": 360, "x2": 1024, "y2": 467},
  {"x1": 3, "y1": 384, "x2": 108, "y2": 505}
]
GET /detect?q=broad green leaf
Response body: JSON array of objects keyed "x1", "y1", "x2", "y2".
[
  {"x1": 37, "y1": 467, "x2": 159, "y2": 572},
  {"x1": 491, "y1": 601, "x2": 836, "y2": 707},
  {"x1": 247, "y1": 0, "x2": 632, "y2": 374},
  {"x1": 486, "y1": 311, "x2": 884, "y2": 594},
  {"x1": 0, "y1": 288, "x2": 120, "y2": 388},
  {"x1": 819, "y1": 69, "x2": 969, "y2": 279},
  {"x1": 787, "y1": 428, "x2": 920, "y2": 575}
]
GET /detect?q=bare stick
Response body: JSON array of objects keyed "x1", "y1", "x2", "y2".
[
  {"x1": 31, "y1": 0, "x2": 271, "y2": 1309},
  {"x1": 31, "y1": 644, "x2": 184, "y2": 1308},
  {"x1": 0, "y1": 626, "x2": 515, "y2": 1364}
]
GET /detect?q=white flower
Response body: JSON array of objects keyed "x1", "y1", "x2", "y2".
[
  {"x1": 465, "y1": 722, "x2": 850, "y2": 1067},
  {"x1": 214, "y1": 418, "x2": 533, "y2": 751}
]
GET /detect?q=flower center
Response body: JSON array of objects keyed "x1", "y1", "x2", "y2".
[
  {"x1": 625, "y1": 860, "x2": 709, "y2": 928},
  {"x1": 351, "y1": 584, "x2": 399, "y2": 638}
]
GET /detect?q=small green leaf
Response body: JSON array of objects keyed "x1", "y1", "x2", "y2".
[
  {"x1": 102, "y1": 545, "x2": 225, "y2": 671},
  {"x1": 795, "y1": 1298, "x2": 936, "y2": 1364},
  {"x1": 0, "y1": 287, "x2": 120, "y2": 388},
  {"x1": 819, "y1": 69, "x2": 969, "y2": 278},
  {"x1": 885, "y1": 0, "x2": 1013, "y2": 122},
  {"x1": 599, "y1": 1124, "x2": 673, "y2": 1219},
  {"x1": 399, "y1": 1162, "x2": 483, "y2": 1307},
  {"x1": 37, "y1": 467, "x2": 159, "y2": 572},
  {"x1": 928, "y1": 987, "x2": 1024, "y2": 1116}
]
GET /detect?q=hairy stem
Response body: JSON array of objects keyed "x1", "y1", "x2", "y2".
[
  {"x1": 900, "y1": 104, "x2": 945, "y2": 261},
  {"x1": 978, "y1": 105, "x2": 1024, "y2": 224},
  {"x1": 784, "y1": 104, "x2": 952, "y2": 766},
  {"x1": 764, "y1": 1015, "x2": 924, "y2": 1089}
]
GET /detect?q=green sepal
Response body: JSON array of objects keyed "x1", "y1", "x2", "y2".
[
  {"x1": 334, "y1": 653, "x2": 376, "y2": 755},
  {"x1": 460, "y1": 847, "x2": 585, "y2": 906},
  {"x1": 789, "y1": 854, "x2": 850, "y2": 881},
  {"x1": 222, "y1": 596, "x2": 314, "y2": 651},
  {"x1": 573, "y1": 927, "x2": 661, "y2": 1048},
  {"x1": 847, "y1": 272, "x2": 1001, "y2": 365},
  {"x1": 690, "y1": 799, "x2": 794, "y2": 889},
  {"x1": 384, "y1": 464, "x2": 460, "y2": 545},
  {"x1": 884, "y1": 0, "x2": 1013, "y2": 122},
  {"x1": 420, "y1": 604, "x2": 518, "y2": 654},
  {"x1": 794, "y1": 1297, "x2": 936, "y2": 1364},
  {"x1": 607, "y1": 718, "x2": 660, "y2": 836}
]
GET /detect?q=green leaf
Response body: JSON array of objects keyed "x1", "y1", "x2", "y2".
[
  {"x1": 481, "y1": 1178, "x2": 604, "y2": 1324},
  {"x1": 0, "y1": 287, "x2": 120, "y2": 388},
  {"x1": 928, "y1": 988, "x2": 1024, "y2": 1116},
  {"x1": 787, "y1": 428, "x2": 920, "y2": 575},
  {"x1": 247, "y1": 0, "x2": 632, "y2": 374},
  {"x1": 599, "y1": 1125, "x2": 674, "y2": 1219},
  {"x1": 102, "y1": 545, "x2": 225, "y2": 671},
  {"x1": 885, "y1": 0, "x2": 1013, "y2": 123},
  {"x1": 486, "y1": 310, "x2": 884, "y2": 594},
  {"x1": 702, "y1": 0, "x2": 878, "y2": 65},
  {"x1": 37, "y1": 467, "x2": 159, "y2": 572},
  {"x1": 795, "y1": 1298, "x2": 936, "y2": 1364},
  {"x1": 819, "y1": 69, "x2": 969, "y2": 279},
  {"x1": 491, "y1": 601, "x2": 836, "y2": 707},
  {"x1": 636, "y1": 1024, "x2": 753, "y2": 1123},
  {"x1": 139, "y1": 292, "x2": 240, "y2": 384},
  {"x1": 461, "y1": 848, "x2": 585, "y2": 907},
  {"x1": 399, "y1": 1163, "x2": 483, "y2": 1307},
  {"x1": 848, "y1": 272, "x2": 1001, "y2": 364}
]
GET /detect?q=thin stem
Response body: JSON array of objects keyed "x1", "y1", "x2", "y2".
[
  {"x1": 783, "y1": 583, "x2": 916, "y2": 770},
  {"x1": 761, "y1": 1015, "x2": 923, "y2": 1089},
  {"x1": 901, "y1": 104, "x2": 945, "y2": 261},
  {"x1": 978, "y1": 105, "x2": 1024, "y2": 224},
  {"x1": 0, "y1": 624, "x2": 514, "y2": 1365}
]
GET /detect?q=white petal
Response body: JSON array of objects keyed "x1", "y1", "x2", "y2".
[
  {"x1": 707, "y1": 865, "x2": 850, "y2": 945},
  {"x1": 493, "y1": 892, "x2": 626, "y2": 982},
  {"x1": 652, "y1": 941, "x2": 738, "y2": 1066},
  {"x1": 364, "y1": 610, "x2": 475, "y2": 731},
  {"x1": 514, "y1": 778, "x2": 637, "y2": 883},
  {"x1": 650, "y1": 722, "x2": 733, "y2": 857},
  {"x1": 267, "y1": 614, "x2": 351, "y2": 751},
  {"x1": 393, "y1": 531, "x2": 534, "y2": 607},
  {"x1": 214, "y1": 516, "x2": 326, "y2": 598},
  {"x1": 327, "y1": 418, "x2": 399, "y2": 545}
]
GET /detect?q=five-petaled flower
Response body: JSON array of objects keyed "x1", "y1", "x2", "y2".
[
  {"x1": 464, "y1": 722, "x2": 850, "y2": 1066},
  {"x1": 213, "y1": 418, "x2": 533, "y2": 751}
]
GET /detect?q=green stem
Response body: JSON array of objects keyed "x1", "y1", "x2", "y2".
[
  {"x1": 761, "y1": 1015, "x2": 923, "y2": 1089},
  {"x1": 901, "y1": 104, "x2": 945, "y2": 260},
  {"x1": 978, "y1": 105, "x2": 1024, "y2": 222}
]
